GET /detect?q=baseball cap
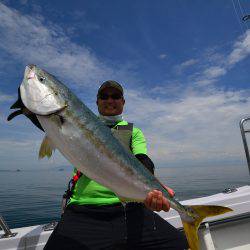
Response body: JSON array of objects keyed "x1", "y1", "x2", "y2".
[{"x1": 97, "y1": 80, "x2": 124, "y2": 97}]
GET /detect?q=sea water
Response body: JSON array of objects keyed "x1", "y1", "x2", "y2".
[{"x1": 0, "y1": 165, "x2": 249, "y2": 229}]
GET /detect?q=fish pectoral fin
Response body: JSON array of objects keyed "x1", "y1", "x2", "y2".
[
  {"x1": 10, "y1": 87, "x2": 23, "y2": 109},
  {"x1": 26, "y1": 113, "x2": 45, "y2": 132},
  {"x1": 39, "y1": 136, "x2": 56, "y2": 159},
  {"x1": 10, "y1": 99, "x2": 23, "y2": 109},
  {"x1": 181, "y1": 205, "x2": 233, "y2": 250},
  {"x1": 8, "y1": 88, "x2": 45, "y2": 132},
  {"x1": 7, "y1": 110, "x2": 23, "y2": 121},
  {"x1": 7, "y1": 108, "x2": 45, "y2": 132}
]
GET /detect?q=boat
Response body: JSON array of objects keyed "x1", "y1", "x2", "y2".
[
  {"x1": 0, "y1": 185, "x2": 250, "y2": 250},
  {"x1": 1, "y1": 118, "x2": 250, "y2": 250}
]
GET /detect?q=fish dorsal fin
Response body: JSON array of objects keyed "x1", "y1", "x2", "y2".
[{"x1": 39, "y1": 136, "x2": 55, "y2": 159}]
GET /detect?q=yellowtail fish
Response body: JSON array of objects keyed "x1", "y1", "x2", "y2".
[{"x1": 8, "y1": 65, "x2": 233, "y2": 249}]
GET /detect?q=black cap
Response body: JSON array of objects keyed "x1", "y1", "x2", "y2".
[{"x1": 97, "y1": 80, "x2": 124, "y2": 96}]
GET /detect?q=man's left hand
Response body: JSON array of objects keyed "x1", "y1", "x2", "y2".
[{"x1": 144, "y1": 186, "x2": 175, "y2": 212}]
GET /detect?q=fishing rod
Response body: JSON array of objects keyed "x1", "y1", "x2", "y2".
[
  {"x1": 242, "y1": 15, "x2": 250, "y2": 22},
  {"x1": 231, "y1": 0, "x2": 249, "y2": 32}
]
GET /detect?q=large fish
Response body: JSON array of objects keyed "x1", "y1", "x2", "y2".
[{"x1": 9, "y1": 65, "x2": 232, "y2": 250}]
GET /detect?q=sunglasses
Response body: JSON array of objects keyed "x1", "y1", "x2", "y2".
[{"x1": 98, "y1": 93, "x2": 123, "y2": 100}]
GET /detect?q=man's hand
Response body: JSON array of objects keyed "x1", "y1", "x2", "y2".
[{"x1": 144, "y1": 186, "x2": 175, "y2": 212}]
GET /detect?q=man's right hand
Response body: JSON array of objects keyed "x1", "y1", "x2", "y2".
[{"x1": 144, "y1": 186, "x2": 175, "y2": 212}]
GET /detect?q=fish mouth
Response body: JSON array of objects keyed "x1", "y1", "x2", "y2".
[
  {"x1": 27, "y1": 71, "x2": 35, "y2": 80},
  {"x1": 20, "y1": 65, "x2": 66, "y2": 116},
  {"x1": 24, "y1": 65, "x2": 58, "y2": 104},
  {"x1": 25, "y1": 64, "x2": 36, "y2": 77}
]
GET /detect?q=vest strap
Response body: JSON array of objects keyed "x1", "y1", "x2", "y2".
[
  {"x1": 115, "y1": 122, "x2": 133, "y2": 131},
  {"x1": 61, "y1": 170, "x2": 83, "y2": 213}
]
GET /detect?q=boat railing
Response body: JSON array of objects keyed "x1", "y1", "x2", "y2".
[
  {"x1": 239, "y1": 117, "x2": 250, "y2": 174},
  {"x1": 0, "y1": 215, "x2": 17, "y2": 238}
]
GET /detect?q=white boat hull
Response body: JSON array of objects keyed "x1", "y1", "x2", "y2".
[{"x1": 1, "y1": 186, "x2": 250, "y2": 250}]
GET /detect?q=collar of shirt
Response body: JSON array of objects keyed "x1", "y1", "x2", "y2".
[{"x1": 98, "y1": 114, "x2": 124, "y2": 126}]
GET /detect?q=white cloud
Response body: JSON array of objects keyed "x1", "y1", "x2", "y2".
[
  {"x1": 195, "y1": 79, "x2": 216, "y2": 86},
  {"x1": 174, "y1": 29, "x2": 250, "y2": 87},
  {"x1": 195, "y1": 65, "x2": 226, "y2": 86},
  {"x1": 0, "y1": 92, "x2": 14, "y2": 102},
  {"x1": 228, "y1": 30, "x2": 250, "y2": 66},
  {"x1": 0, "y1": 3, "x2": 249, "y2": 171},
  {"x1": 203, "y1": 66, "x2": 226, "y2": 79},
  {"x1": 174, "y1": 59, "x2": 198, "y2": 74},
  {"x1": 158, "y1": 54, "x2": 167, "y2": 59},
  {"x1": 124, "y1": 88, "x2": 250, "y2": 166},
  {"x1": 0, "y1": 3, "x2": 140, "y2": 169},
  {"x1": 0, "y1": 3, "x2": 115, "y2": 87},
  {"x1": 181, "y1": 59, "x2": 198, "y2": 68},
  {"x1": 3, "y1": 86, "x2": 249, "y2": 169}
]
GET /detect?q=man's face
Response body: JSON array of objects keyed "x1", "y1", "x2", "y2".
[{"x1": 97, "y1": 87, "x2": 125, "y2": 116}]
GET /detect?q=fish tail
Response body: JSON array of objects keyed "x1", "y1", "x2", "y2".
[{"x1": 181, "y1": 205, "x2": 233, "y2": 250}]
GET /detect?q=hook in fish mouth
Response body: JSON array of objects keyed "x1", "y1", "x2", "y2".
[{"x1": 7, "y1": 86, "x2": 45, "y2": 132}]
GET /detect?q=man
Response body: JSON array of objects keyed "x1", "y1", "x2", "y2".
[{"x1": 44, "y1": 81, "x2": 188, "y2": 250}]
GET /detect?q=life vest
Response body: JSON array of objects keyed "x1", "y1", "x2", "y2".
[{"x1": 111, "y1": 122, "x2": 133, "y2": 152}]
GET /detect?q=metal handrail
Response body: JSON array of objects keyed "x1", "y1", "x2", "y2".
[
  {"x1": 200, "y1": 212, "x2": 250, "y2": 228},
  {"x1": 0, "y1": 215, "x2": 17, "y2": 239},
  {"x1": 239, "y1": 117, "x2": 250, "y2": 175}
]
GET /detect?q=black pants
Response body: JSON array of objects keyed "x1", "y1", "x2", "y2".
[{"x1": 44, "y1": 203, "x2": 189, "y2": 250}]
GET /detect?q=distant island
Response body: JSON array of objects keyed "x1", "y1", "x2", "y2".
[
  {"x1": 0, "y1": 166, "x2": 72, "y2": 172},
  {"x1": 0, "y1": 169, "x2": 22, "y2": 172}
]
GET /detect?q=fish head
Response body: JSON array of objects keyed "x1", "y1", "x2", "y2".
[{"x1": 20, "y1": 64, "x2": 67, "y2": 115}]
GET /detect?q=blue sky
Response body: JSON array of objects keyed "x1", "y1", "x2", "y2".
[{"x1": 0, "y1": 0, "x2": 250, "y2": 170}]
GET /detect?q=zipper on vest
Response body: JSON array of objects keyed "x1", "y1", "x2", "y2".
[
  {"x1": 153, "y1": 212, "x2": 157, "y2": 231},
  {"x1": 122, "y1": 203, "x2": 128, "y2": 241}
]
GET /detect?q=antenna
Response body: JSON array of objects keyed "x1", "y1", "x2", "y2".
[
  {"x1": 242, "y1": 15, "x2": 250, "y2": 22},
  {"x1": 237, "y1": 0, "x2": 249, "y2": 29},
  {"x1": 231, "y1": 0, "x2": 250, "y2": 32}
]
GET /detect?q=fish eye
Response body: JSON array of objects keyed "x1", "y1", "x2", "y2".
[{"x1": 39, "y1": 76, "x2": 46, "y2": 82}]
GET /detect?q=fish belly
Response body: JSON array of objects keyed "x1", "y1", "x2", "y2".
[{"x1": 37, "y1": 115, "x2": 150, "y2": 202}]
